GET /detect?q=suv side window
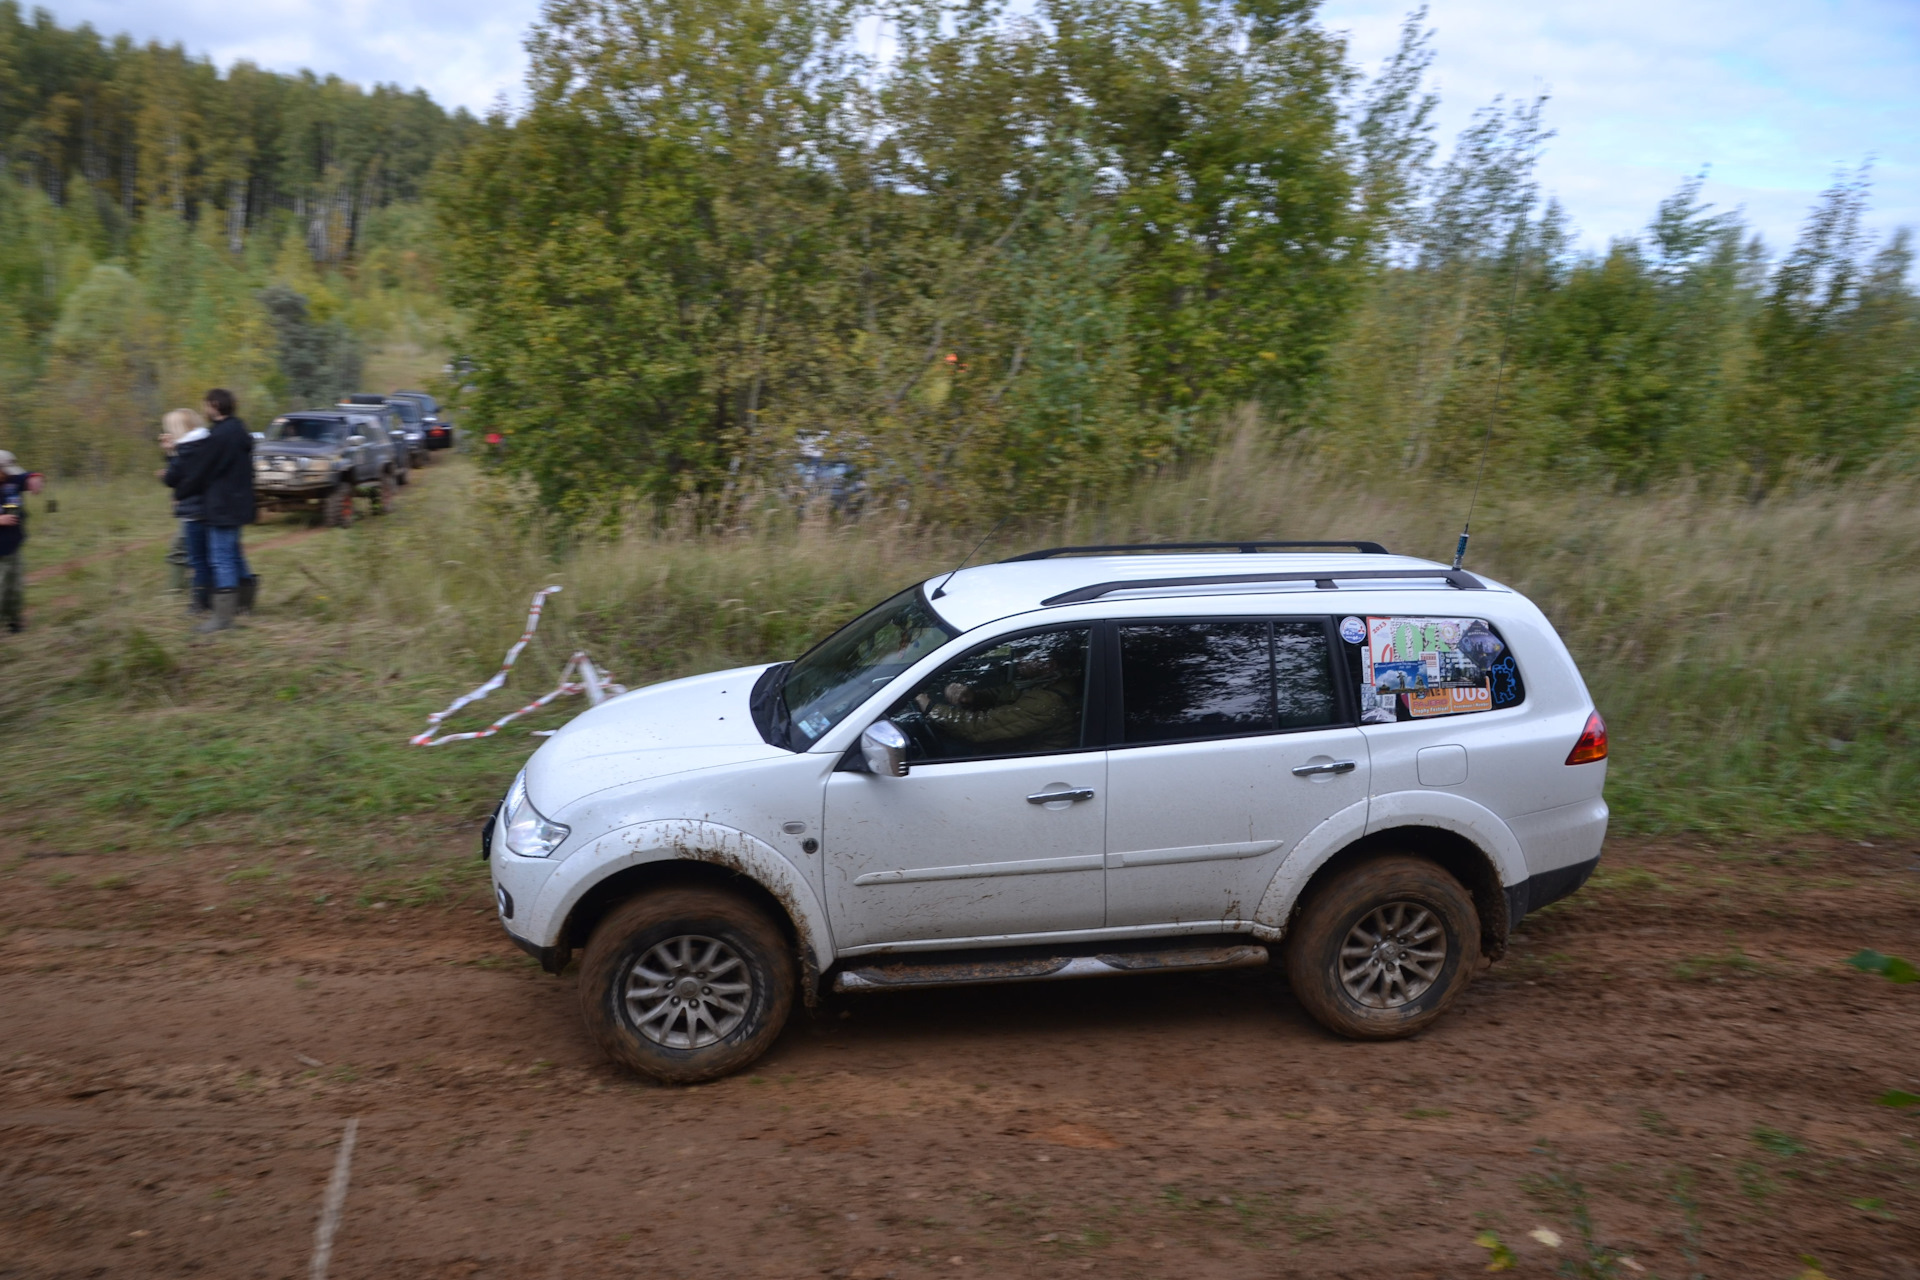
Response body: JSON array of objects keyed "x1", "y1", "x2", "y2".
[
  {"x1": 1344, "y1": 614, "x2": 1526, "y2": 722},
  {"x1": 886, "y1": 626, "x2": 1093, "y2": 763},
  {"x1": 1117, "y1": 620, "x2": 1338, "y2": 746}
]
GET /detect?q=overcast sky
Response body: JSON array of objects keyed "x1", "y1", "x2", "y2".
[{"x1": 37, "y1": 0, "x2": 1920, "y2": 252}]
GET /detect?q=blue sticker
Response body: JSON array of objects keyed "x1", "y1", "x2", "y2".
[{"x1": 1339, "y1": 615, "x2": 1366, "y2": 645}]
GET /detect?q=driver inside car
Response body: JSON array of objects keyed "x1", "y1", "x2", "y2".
[{"x1": 914, "y1": 652, "x2": 1080, "y2": 751}]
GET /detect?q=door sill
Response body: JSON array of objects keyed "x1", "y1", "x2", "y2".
[
  {"x1": 834, "y1": 919, "x2": 1257, "y2": 959},
  {"x1": 834, "y1": 941, "x2": 1267, "y2": 993}
]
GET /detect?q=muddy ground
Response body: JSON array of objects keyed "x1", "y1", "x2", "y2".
[{"x1": 3, "y1": 835, "x2": 1918, "y2": 1279}]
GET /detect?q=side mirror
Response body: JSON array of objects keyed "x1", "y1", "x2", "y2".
[
  {"x1": 347, "y1": 434, "x2": 366, "y2": 446},
  {"x1": 860, "y1": 720, "x2": 910, "y2": 777}
]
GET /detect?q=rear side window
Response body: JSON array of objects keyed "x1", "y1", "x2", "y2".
[
  {"x1": 1118, "y1": 620, "x2": 1337, "y2": 745},
  {"x1": 1345, "y1": 614, "x2": 1525, "y2": 723}
]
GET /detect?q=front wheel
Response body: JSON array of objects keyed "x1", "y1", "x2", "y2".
[
  {"x1": 1284, "y1": 855, "x2": 1479, "y2": 1040},
  {"x1": 322, "y1": 482, "x2": 354, "y2": 528},
  {"x1": 578, "y1": 887, "x2": 795, "y2": 1084}
]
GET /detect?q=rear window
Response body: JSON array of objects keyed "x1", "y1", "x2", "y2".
[{"x1": 1343, "y1": 614, "x2": 1525, "y2": 723}]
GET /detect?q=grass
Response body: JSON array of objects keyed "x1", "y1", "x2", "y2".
[{"x1": 0, "y1": 434, "x2": 1916, "y2": 872}]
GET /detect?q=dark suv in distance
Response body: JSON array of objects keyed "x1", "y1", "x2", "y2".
[
  {"x1": 391, "y1": 390, "x2": 455, "y2": 453},
  {"x1": 254, "y1": 411, "x2": 401, "y2": 526},
  {"x1": 342, "y1": 395, "x2": 429, "y2": 473},
  {"x1": 333, "y1": 400, "x2": 411, "y2": 487}
]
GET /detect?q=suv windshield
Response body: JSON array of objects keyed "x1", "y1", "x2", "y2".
[
  {"x1": 387, "y1": 398, "x2": 423, "y2": 426},
  {"x1": 782, "y1": 587, "x2": 955, "y2": 748},
  {"x1": 272, "y1": 417, "x2": 346, "y2": 443}
]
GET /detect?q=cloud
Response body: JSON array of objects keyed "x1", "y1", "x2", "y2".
[
  {"x1": 41, "y1": 0, "x2": 1920, "y2": 250},
  {"x1": 1323, "y1": 0, "x2": 1920, "y2": 249},
  {"x1": 38, "y1": 0, "x2": 543, "y2": 117}
]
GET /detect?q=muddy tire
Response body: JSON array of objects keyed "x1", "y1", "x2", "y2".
[
  {"x1": 1284, "y1": 855, "x2": 1479, "y2": 1040},
  {"x1": 322, "y1": 482, "x2": 354, "y2": 528},
  {"x1": 374, "y1": 469, "x2": 397, "y2": 514},
  {"x1": 579, "y1": 887, "x2": 795, "y2": 1085}
]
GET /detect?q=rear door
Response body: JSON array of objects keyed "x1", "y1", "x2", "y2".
[{"x1": 1102, "y1": 618, "x2": 1370, "y2": 928}]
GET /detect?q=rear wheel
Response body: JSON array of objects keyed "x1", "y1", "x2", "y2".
[
  {"x1": 579, "y1": 887, "x2": 795, "y2": 1084},
  {"x1": 1284, "y1": 855, "x2": 1479, "y2": 1040},
  {"x1": 374, "y1": 468, "x2": 397, "y2": 514}
]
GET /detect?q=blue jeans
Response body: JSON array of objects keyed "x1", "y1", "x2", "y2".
[
  {"x1": 182, "y1": 520, "x2": 213, "y2": 591},
  {"x1": 203, "y1": 524, "x2": 252, "y2": 592}
]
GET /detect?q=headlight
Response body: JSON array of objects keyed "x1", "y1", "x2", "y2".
[
  {"x1": 304, "y1": 458, "x2": 332, "y2": 473},
  {"x1": 501, "y1": 770, "x2": 570, "y2": 857}
]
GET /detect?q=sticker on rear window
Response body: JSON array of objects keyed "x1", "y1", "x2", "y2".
[
  {"x1": 1338, "y1": 615, "x2": 1366, "y2": 645},
  {"x1": 1358, "y1": 616, "x2": 1517, "y2": 722}
]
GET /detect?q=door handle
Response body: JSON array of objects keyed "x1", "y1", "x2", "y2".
[
  {"x1": 1027, "y1": 787, "x2": 1096, "y2": 804},
  {"x1": 1291, "y1": 760, "x2": 1357, "y2": 777}
]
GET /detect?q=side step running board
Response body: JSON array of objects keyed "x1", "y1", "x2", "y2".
[{"x1": 833, "y1": 943, "x2": 1268, "y2": 993}]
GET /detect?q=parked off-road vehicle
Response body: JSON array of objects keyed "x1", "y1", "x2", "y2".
[
  {"x1": 337, "y1": 398, "x2": 417, "y2": 481},
  {"x1": 390, "y1": 390, "x2": 455, "y2": 453},
  {"x1": 486, "y1": 542, "x2": 1609, "y2": 1083},
  {"x1": 253, "y1": 411, "x2": 401, "y2": 526}
]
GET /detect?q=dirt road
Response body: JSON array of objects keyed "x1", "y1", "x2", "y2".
[{"x1": 4, "y1": 836, "x2": 1918, "y2": 1278}]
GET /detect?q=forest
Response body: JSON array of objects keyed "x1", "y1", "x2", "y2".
[
  {"x1": 0, "y1": 0, "x2": 1914, "y2": 515},
  {"x1": 0, "y1": 1, "x2": 472, "y2": 472}
]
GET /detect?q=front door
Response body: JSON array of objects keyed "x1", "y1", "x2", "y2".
[
  {"x1": 1103, "y1": 618, "x2": 1370, "y2": 927},
  {"x1": 824, "y1": 626, "x2": 1106, "y2": 951}
]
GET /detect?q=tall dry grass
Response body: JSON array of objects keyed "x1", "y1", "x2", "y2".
[{"x1": 1, "y1": 441, "x2": 1913, "y2": 866}]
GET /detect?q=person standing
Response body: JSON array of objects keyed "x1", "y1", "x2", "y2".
[
  {"x1": 159, "y1": 409, "x2": 211, "y2": 611},
  {"x1": 167, "y1": 388, "x2": 257, "y2": 633},
  {"x1": 0, "y1": 449, "x2": 46, "y2": 634}
]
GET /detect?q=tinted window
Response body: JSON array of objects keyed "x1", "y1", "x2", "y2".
[
  {"x1": 888, "y1": 628, "x2": 1090, "y2": 762},
  {"x1": 1273, "y1": 621, "x2": 1338, "y2": 727},
  {"x1": 1121, "y1": 622, "x2": 1275, "y2": 743},
  {"x1": 1120, "y1": 620, "x2": 1338, "y2": 745}
]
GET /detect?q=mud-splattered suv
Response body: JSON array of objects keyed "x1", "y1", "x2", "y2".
[
  {"x1": 253, "y1": 411, "x2": 401, "y2": 526},
  {"x1": 485, "y1": 543, "x2": 1609, "y2": 1083}
]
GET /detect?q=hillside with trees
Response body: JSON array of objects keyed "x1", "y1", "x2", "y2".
[
  {"x1": 0, "y1": 1, "x2": 472, "y2": 473},
  {"x1": 437, "y1": 0, "x2": 1918, "y2": 519},
  {"x1": 2, "y1": 0, "x2": 1914, "y2": 509}
]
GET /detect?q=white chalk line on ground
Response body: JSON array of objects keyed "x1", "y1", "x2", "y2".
[{"x1": 308, "y1": 1116, "x2": 358, "y2": 1280}]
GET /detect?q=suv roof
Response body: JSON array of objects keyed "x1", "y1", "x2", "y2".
[{"x1": 924, "y1": 548, "x2": 1512, "y2": 632}]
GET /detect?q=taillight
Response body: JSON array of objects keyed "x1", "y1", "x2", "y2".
[{"x1": 1566, "y1": 711, "x2": 1608, "y2": 765}]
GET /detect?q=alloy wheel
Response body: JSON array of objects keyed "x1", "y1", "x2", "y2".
[
  {"x1": 622, "y1": 934, "x2": 753, "y2": 1049},
  {"x1": 1337, "y1": 900, "x2": 1446, "y2": 1009}
]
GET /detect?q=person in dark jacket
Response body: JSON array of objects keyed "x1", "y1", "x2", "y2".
[
  {"x1": 159, "y1": 408, "x2": 212, "y2": 613},
  {"x1": 0, "y1": 449, "x2": 45, "y2": 634},
  {"x1": 167, "y1": 388, "x2": 257, "y2": 633}
]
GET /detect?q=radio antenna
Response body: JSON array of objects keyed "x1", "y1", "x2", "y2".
[
  {"x1": 932, "y1": 512, "x2": 1014, "y2": 599},
  {"x1": 1451, "y1": 248, "x2": 1527, "y2": 571}
]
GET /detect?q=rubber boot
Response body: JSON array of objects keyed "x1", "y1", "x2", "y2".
[
  {"x1": 196, "y1": 589, "x2": 240, "y2": 634},
  {"x1": 189, "y1": 585, "x2": 212, "y2": 616},
  {"x1": 237, "y1": 575, "x2": 258, "y2": 615}
]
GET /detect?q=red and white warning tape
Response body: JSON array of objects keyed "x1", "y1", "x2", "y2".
[{"x1": 410, "y1": 585, "x2": 627, "y2": 746}]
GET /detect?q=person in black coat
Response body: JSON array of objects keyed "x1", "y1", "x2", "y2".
[
  {"x1": 159, "y1": 409, "x2": 211, "y2": 613},
  {"x1": 167, "y1": 388, "x2": 258, "y2": 632}
]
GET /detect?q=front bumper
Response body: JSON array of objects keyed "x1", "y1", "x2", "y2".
[
  {"x1": 485, "y1": 801, "x2": 571, "y2": 973},
  {"x1": 507, "y1": 928, "x2": 572, "y2": 975}
]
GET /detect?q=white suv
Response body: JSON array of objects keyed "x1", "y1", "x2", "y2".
[{"x1": 486, "y1": 542, "x2": 1609, "y2": 1082}]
